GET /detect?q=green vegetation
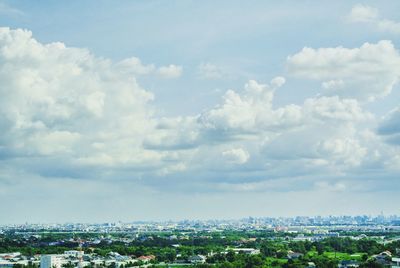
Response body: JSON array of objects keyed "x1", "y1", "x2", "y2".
[{"x1": 1, "y1": 231, "x2": 399, "y2": 267}]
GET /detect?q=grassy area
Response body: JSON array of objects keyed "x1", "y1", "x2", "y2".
[
  {"x1": 156, "y1": 265, "x2": 192, "y2": 267},
  {"x1": 265, "y1": 257, "x2": 288, "y2": 267},
  {"x1": 322, "y1": 251, "x2": 364, "y2": 261}
]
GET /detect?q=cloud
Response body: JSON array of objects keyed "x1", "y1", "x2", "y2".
[
  {"x1": 198, "y1": 78, "x2": 370, "y2": 141},
  {"x1": 377, "y1": 19, "x2": 400, "y2": 35},
  {"x1": 378, "y1": 108, "x2": 400, "y2": 145},
  {"x1": 348, "y1": 4, "x2": 378, "y2": 22},
  {"x1": 222, "y1": 148, "x2": 249, "y2": 164},
  {"x1": 143, "y1": 117, "x2": 200, "y2": 150},
  {"x1": 287, "y1": 40, "x2": 400, "y2": 101},
  {"x1": 303, "y1": 96, "x2": 372, "y2": 122},
  {"x1": 348, "y1": 4, "x2": 400, "y2": 34},
  {"x1": 116, "y1": 57, "x2": 156, "y2": 75},
  {"x1": 0, "y1": 27, "x2": 399, "y2": 205},
  {"x1": 0, "y1": 27, "x2": 161, "y2": 172},
  {"x1": 116, "y1": 57, "x2": 183, "y2": 79},
  {"x1": 198, "y1": 78, "x2": 301, "y2": 134},
  {"x1": 197, "y1": 63, "x2": 224, "y2": 79},
  {"x1": 314, "y1": 181, "x2": 346, "y2": 192},
  {"x1": 157, "y1": 64, "x2": 183, "y2": 78},
  {"x1": 263, "y1": 124, "x2": 368, "y2": 168}
]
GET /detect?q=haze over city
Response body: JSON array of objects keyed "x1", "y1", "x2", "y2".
[{"x1": 1, "y1": 0, "x2": 400, "y2": 224}]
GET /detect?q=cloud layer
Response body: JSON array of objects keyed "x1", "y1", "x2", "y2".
[{"x1": 0, "y1": 26, "x2": 400, "y2": 221}]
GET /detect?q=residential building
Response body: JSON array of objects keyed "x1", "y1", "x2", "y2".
[
  {"x1": 338, "y1": 260, "x2": 359, "y2": 268},
  {"x1": 188, "y1": 255, "x2": 206, "y2": 264},
  {"x1": 64, "y1": 251, "x2": 84, "y2": 258},
  {"x1": 40, "y1": 255, "x2": 62, "y2": 268},
  {"x1": 229, "y1": 248, "x2": 260, "y2": 255},
  {"x1": 392, "y1": 257, "x2": 400, "y2": 268}
]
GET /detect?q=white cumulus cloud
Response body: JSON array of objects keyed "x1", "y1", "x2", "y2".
[
  {"x1": 157, "y1": 64, "x2": 183, "y2": 78},
  {"x1": 348, "y1": 4, "x2": 379, "y2": 23},
  {"x1": 287, "y1": 40, "x2": 400, "y2": 101},
  {"x1": 0, "y1": 27, "x2": 399, "y2": 198},
  {"x1": 348, "y1": 4, "x2": 400, "y2": 34}
]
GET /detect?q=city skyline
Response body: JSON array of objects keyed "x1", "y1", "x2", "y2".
[
  {"x1": 1, "y1": 1, "x2": 400, "y2": 223},
  {"x1": 1, "y1": 214, "x2": 400, "y2": 226}
]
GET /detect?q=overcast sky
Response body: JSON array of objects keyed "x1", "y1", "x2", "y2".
[{"x1": 1, "y1": 0, "x2": 400, "y2": 224}]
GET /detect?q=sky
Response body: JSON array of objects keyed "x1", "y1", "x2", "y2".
[{"x1": 1, "y1": 0, "x2": 400, "y2": 224}]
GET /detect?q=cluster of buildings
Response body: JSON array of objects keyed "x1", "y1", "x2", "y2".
[
  {"x1": 2, "y1": 248, "x2": 400, "y2": 268},
  {"x1": 0, "y1": 247, "x2": 268, "y2": 268},
  {"x1": 2, "y1": 214, "x2": 400, "y2": 234},
  {"x1": 0, "y1": 250, "x2": 156, "y2": 268},
  {"x1": 337, "y1": 251, "x2": 400, "y2": 268},
  {"x1": 1, "y1": 215, "x2": 400, "y2": 268},
  {"x1": 0, "y1": 252, "x2": 29, "y2": 267}
]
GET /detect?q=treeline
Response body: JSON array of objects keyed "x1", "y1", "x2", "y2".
[
  {"x1": 2, "y1": 233, "x2": 400, "y2": 267},
  {"x1": 261, "y1": 237, "x2": 385, "y2": 256}
]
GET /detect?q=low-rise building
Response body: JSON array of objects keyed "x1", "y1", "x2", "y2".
[
  {"x1": 307, "y1": 262, "x2": 316, "y2": 268},
  {"x1": 0, "y1": 260, "x2": 13, "y2": 268},
  {"x1": 229, "y1": 248, "x2": 260, "y2": 255},
  {"x1": 188, "y1": 255, "x2": 206, "y2": 264},
  {"x1": 392, "y1": 257, "x2": 400, "y2": 268},
  {"x1": 338, "y1": 260, "x2": 359, "y2": 268},
  {"x1": 287, "y1": 251, "x2": 303, "y2": 260},
  {"x1": 64, "y1": 250, "x2": 84, "y2": 258},
  {"x1": 137, "y1": 255, "x2": 155, "y2": 263}
]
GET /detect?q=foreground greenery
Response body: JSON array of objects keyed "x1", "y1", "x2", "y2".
[{"x1": 1, "y1": 230, "x2": 399, "y2": 268}]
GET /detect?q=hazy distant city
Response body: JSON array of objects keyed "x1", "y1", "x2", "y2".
[
  {"x1": 2, "y1": 215, "x2": 400, "y2": 267},
  {"x1": 3, "y1": 215, "x2": 400, "y2": 232}
]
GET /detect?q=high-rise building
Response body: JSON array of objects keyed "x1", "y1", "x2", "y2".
[{"x1": 40, "y1": 255, "x2": 61, "y2": 268}]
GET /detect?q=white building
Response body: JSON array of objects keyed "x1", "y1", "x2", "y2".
[
  {"x1": 188, "y1": 255, "x2": 206, "y2": 264},
  {"x1": 0, "y1": 260, "x2": 13, "y2": 268},
  {"x1": 392, "y1": 257, "x2": 400, "y2": 268},
  {"x1": 64, "y1": 250, "x2": 84, "y2": 258},
  {"x1": 40, "y1": 255, "x2": 62, "y2": 268},
  {"x1": 229, "y1": 248, "x2": 260, "y2": 255}
]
